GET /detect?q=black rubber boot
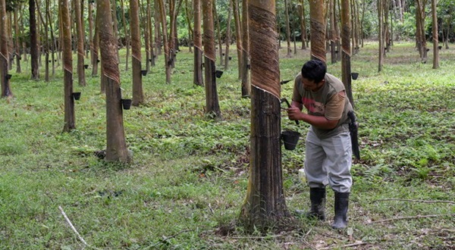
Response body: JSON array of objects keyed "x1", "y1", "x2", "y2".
[
  {"x1": 332, "y1": 192, "x2": 350, "y2": 229},
  {"x1": 303, "y1": 187, "x2": 326, "y2": 220}
]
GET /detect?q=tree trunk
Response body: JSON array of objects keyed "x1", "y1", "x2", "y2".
[
  {"x1": 154, "y1": 0, "x2": 162, "y2": 55},
  {"x1": 241, "y1": 0, "x2": 250, "y2": 97},
  {"x1": 120, "y1": 0, "x2": 130, "y2": 71},
  {"x1": 213, "y1": 5, "x2": 223, "y2": 66},
  {"x1": 14, "y1": 8, "x2": 21, "y2": 73},
  {"x1": 184, "y1": 0, "x2": 193, "y2": 53},
  {"x1": 60, "y1": 0, "x2": 75, "y2": 132},
  {"x1": 0, "y1": 0, "x2": 12, "y2": 98},
  {"x1": 224, "y1": 0, "x2": 232, "y2": 70},
  {"x1": 416, "y1": 0, "x2": 427, "y2": 62},
  {"x1": 239, "y1": 0, "x2": 290, "y2": 233},
  {"x1": 329, "y1": 0, "x2": 337, "y2": 63},
  {"x1": 147, "y1": 0, "x2": 155, "y2": 67},
  {"x1": 341, "y1": 0, "x2": 353, "y2": 106},
  {"x1": 157, "y1": 0, "x2": 171, "y2": 83},
  {"x1": 431, "y1": 0, "x2": 438, "y2": 69},
  {"x1": 30, "y1": 0, "x2": 39, "y2": 79},
  {"x1": 144, "y1": 0, "x2": 151, "y2": 72},
  {"x1": 130, "y1": 0, "x2": 144, "y2": 105},
  {"x1": 90, "y1": 1, "x2": 99, "y2": 77},
  {"x1": 202, "y1": 0, "x2": 221, "y2": 119},
  {"x1": 298, "y1": 0, "x2": 307, "y2": 50},
  {"x1": 75, "y1": 0, "x2": 86, "y2": 86},
  {"x1": 193, "y1": 0, "x2": 203, "y2": 86},
  {"x1": 232, "y1": 0, "x2": 243, "y2": 80},
  {"x1": 45, "y1": 0, "x2": 56, "y2": 77},
  {"x1": 36, "y1": 0, "x2": 49, "y2": 81},
  {"x1": 97, "y1": 0, "x2": 131, "y2": 163},
  {"x1": 309, "y1": 0, "x2": 326, "y2": 62},
  {"x1": 285, "y1": 0, "x2": 292, "y2": 57},
  {"x1": 378, "y1": 0, "x2": 383, "y2": 72}
]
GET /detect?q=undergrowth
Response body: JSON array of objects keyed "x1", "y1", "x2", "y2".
[{"x1": 0, "y1": 41, "x2": 454, "y2": 249}]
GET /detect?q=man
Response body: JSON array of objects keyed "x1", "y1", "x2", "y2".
[{"x1": 287, "y1": 59, "x2": 353, "y2": 229}]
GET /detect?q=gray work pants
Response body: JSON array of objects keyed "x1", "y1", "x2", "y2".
[{"x1": 304, "y1": 129, "x2": 352, "y2": 193}]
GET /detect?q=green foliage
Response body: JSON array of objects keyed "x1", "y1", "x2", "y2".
[{"x1": 0, "y1": 42, "x2": 454, "y2": 249}]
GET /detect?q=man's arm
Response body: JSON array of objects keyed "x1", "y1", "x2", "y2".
[{"x1": 288, "y1": 101, "x2": 339, "y2": 130}]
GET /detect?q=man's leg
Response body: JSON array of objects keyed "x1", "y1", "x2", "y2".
[
  {"x1": 322, "y1": 132, "x2": 352, "y2": 228},
  {"x1": 302, "y1": 129, "x2": 328, "y2": 220}
]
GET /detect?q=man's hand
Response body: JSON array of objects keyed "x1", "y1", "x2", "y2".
[{"x1": 287, "y1": 106, "x2": 305, "y2": 121}]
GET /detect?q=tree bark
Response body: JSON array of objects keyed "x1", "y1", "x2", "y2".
[
  {"x1": 157, "y1": 0, "x2": 171, "y2": 83},
  {"x1": 0, "y1": 0, "x2": 12, "y2": 98},
  {"x1": 97, "y1": 0, "x2": 131, "y2": 163},
  {"x1": 285, "y1": 0, "x2": 292, "y2": 57},
  {"x1": 193, "y1": 0, "x2": 203, "y2": 86},
  {"x1": 60, "y1": 0, "x2": 75, "y2": 132},
  {"x1": 214, "y1": 5, "x2": 224, "y2": 66},
  {"x1": 309, "y1": 0, "x2": 326, "y2": 62},
  {"x1": 119, "y1": 0, "x2": 130, "y2": 71},
  {"x1": 202, "y1": 0, "x2": 221, "y2": 119},
  {"x1": 130, "y1": 0, "x2": 144, "y2": 105},
  {"x1": 241, "y1": 0, "x2": 250, "y2": 97},
  {"x1": 30, "y1": 0, "x2": 39, "y2": 79},
  {"x1": 224, "y1": 0, "x2": 232, "y2": 70},
  {"x1": 341, "y1": 0, "x2": 353, "y2": 106},
  {"x1": 232, "y1": 0, "x2": 243, "y2": 80},
  {"x1": 378, "y1": 0, "x2": 383, "y2": 72},
  {"x1": 329, "y1": 0, "x2": 337, "y2": 63},
  {"x1": 154, "y1": 0, "x2": 162, "y2": 55},
  {"x1": 14, "y1": 8, "x2": 21, "y2": 73},
  {"x1": 90, "y1": 1, "x2": 99, "y2": 77},
  {"x1": 298, "y1": 0, "x2": 307, "y2": 49},
  {"x1": 431, "y1": 0, "x2": 438, "y2": 69},
  {"x1": 75, "y1": 0, "x2": 86, "y2": 86},
  {"x1": 239, "y1": 0, "x2": 290, "y2": 233}
]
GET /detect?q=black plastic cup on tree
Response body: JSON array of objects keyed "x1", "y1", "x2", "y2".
[
  {"x1": 215, "y1": 70, "x2": 223, "y2": 78},
  {"x1": 121, "y1": 99, "x2": 132, "y2": 110},
  {"x1": 141, "y1": 70, "x2": 147, "y2": 76},
  {"x1": 72, "y1": 92, "x2": 81, "y2": 100},
  {"x1": 281, "y1": 130, "x2": 301, "y2": 150},
  {"x1": 351, "y1": 72, "x2": 359, "y2": 80}
]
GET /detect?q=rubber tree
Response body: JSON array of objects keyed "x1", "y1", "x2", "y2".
[
  {"x1": 341, "y1": 0, "x2": 354, "y2": 106},
  {"x1": 130, "y1": 0, "x2": 144, "y2": 105},
  {"x1": 193, "y1": 0, "x2": 203, "y2": 86},
  {"x1": 232, "y1": 0, "x2": 243, "y2": 80},
  {"x1": 415, "y1": 0, "x2": 428, "y2": 62},
  {"x1": 30, "y1": 0, "x2": 39, "y2": 79},
  {"x1": 97, "y1": 0, "x2": 131, "y2": 163},
  {"x1": 13, "y1": 6, "x2": 21, "y2": 73},
  {"x1": 75, "y1": 0, "x2": 86, "y2": 86},
  {"x1": 224, "y1": 0, "x2": 232, "y2": 70},
  {"x1": 60, "y1": 0, "x2": 75, "y2": 132},
  {"x1": 378, "y1": 0, "x2": 384, "y2": 72},
  {"x1": 431, "y1": 0, "x2": 439, "y2": 69},
  {"x1": 284, "y1": 0, "x2": 292, "y2": 57},
  {"x1": 89, "y1": 0, "x2": 99, "y2": 77},
  {"x1": 329, "y1": 0, "x2": 337, "y2": 63},
  {"x1": 119, "y1": 0, "x2": 129, "y2": 71},
  {"x1": 241, "y1": 0, "x2": 250, "y2": 97},
  {"x1": 298, "y1": 0, "x2": 307, "y2": 49},
  {"x1": 0, "y1": 0, "x2": 13, "y2": 98},
  {"x1": 239, "y1": 0, "x2": 290, "y2": 233},
  {"x1": 202, "y1": 0, "x2": 221, "y2": 119},
  {"x1": 36, "y1": 0, "x2": 50, "y2": 81},
  {"x1": 309, "y1": 0, "x2": 326, "y2": 62},
  {"x1": 157, "y1": 0, "x2": 171, "y2": 83}
]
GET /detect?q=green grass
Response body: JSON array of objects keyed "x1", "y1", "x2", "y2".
[{"x1": 1, "y1": 41, "x2": 454, "y2": 249}]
